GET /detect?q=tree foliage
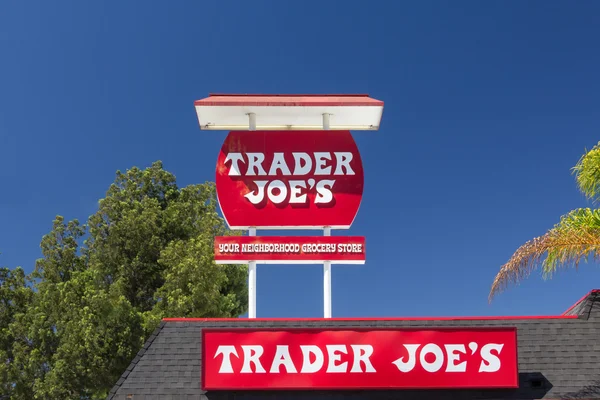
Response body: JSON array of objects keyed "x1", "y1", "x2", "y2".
[
  {"x1": 0, "y1": 161, "x2": 247, "y2": 399},
  {"x1": 490, "y1": 143, "x2": 600, "y2": 300}
]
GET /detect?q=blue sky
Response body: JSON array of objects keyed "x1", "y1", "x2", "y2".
[{"x1": 1, "y1": 1, "x2": 600, "y2": 318}]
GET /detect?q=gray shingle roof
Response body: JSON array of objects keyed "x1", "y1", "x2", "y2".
[
  {"x1": 563, "y1": 290, "x2": 600, "y2": 319},
  {"x1": 108, "y1": 291, "x2": 600, "y2": 400}
]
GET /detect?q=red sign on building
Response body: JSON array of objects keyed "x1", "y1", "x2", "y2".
[
  {"x1": 215, "y1": 130, "x2": 364, "y2": 230},
  {"x1": 202, "y1": 328, "x2": 518, "y2": 390},
  {"x1": 214, "y1": 236, "x2": 366, "y2": 264}
]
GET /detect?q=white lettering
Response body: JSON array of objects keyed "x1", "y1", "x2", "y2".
[
  {"x1": 270, "y1": 345, "x2": 297, "y2": 373},
  {"x1": 350, "y1": 345, "x2": 376, "y2": 373},
  {"x1": 218, "y1": 243, "x2": 240, "y2": 253},
  {"x1": 269, "y1": 153, "x2": 291, "y2": 175},
  {"x1": 392, "y1": 344, "x2": 419, "y2": 372},
  {"x1": 267, "y1": 180, "x2": 287, "y2": 204},
  {"x1": 226, "y1": 151, "x2": 358, "y2": 178},
  {"x1": 326, "y1": 345, "x2": 348, "y2": 373},
  {"x1": 225, "y1": 153, "x2": 245, "y2": 176},
  {"x1": 215, "y1": 345, "x2": 238, "y2": 373},
  {"x1": 314, "y1": 152, "x2": 332, "y2": 175},
  {"x1": 300, "y1": 345, "x2": 324, "y2": 373},
  {"x1": 244, "y1": 181, "x2": 267, "y2": 204},
  {"x1": 444, "y1": 344, "x2": 467, "y2": 372},
  {"x1": 225, "y1": 150, "x2": 361, "y2": 206},
  {"x1": 288, "y1": 180, "x2": 307, "y2": 204},
  {"x1": 246, "y1": 153, "x2": 266, "y2": 176},
  {"x1": 241, "y1": 345, "x2": 266, "y2": 373},
  {"x1": 479, "y1": 343, "x2": 503, "y2": 372},
  {"x1": 334, "y1": 152, "x2": 354, "y2": 175},
  {"x1": 216, "y1": 341, "x2": 506, "y2": 376},
  {"x1": 293, "y1": 152, "x2": 312, "y2": 175},
  {"x1": 315, "y1": 180, "x2": 335, "y2": 204},
  {"x1": 420, "y1": 343, "x2": 444, "y2": 373}
]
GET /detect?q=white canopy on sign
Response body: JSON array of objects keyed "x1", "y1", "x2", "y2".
[
  {"x1": 195, "y1": 93, "x2": 383, "y2": 320},
  {"x1": 194, "y1": 94, "x2": 384, "y2": 131}
]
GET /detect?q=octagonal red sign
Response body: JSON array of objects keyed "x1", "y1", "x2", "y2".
[{"x1": 215, "y1": 130, "x2": 364, "y2": 229}]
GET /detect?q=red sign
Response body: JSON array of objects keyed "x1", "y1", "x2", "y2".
[
  {"x1": 215, "y1": 130, "x2": 364, "y2": 229},
  {"x1": 214, "y1": 236, "x2": 365, "y2": 264},
  {"x1": 202, "y1": 328, "x2": 518, "y2": 390}
]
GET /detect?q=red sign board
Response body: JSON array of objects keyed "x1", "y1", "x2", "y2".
[
  {"x1": 215, "y1": 130, "x2": 364, "y2": 229},
  {"x1": 202, "y1": 328, "x2": 518, "y2": 390},
  {"x1": 214, "y1": 236, "x2": 365, "y2": 264}
]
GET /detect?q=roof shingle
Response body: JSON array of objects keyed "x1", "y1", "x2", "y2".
[{"x1": 108, "y1": 291, "x2": 600, "y2": 399}]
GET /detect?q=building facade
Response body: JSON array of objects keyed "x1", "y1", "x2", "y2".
[{"x1": 108, "y1": 290, "x2": 600, "y2": 400}]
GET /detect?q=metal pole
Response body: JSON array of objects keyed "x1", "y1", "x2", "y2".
[
  {"x1": 323, "y1": 113, "x2": 330, "y2": 130},
  {"x1": 248, "y1": 227, "x2": 257, "y2": 318},
  {"x1": 248, "y1": 113, "x2": 256, "y2": 131},
  {"x1": 248, "y1": 112, "x2": 257, "y2": 319},
  {"x1": 322, "y1": 113, "x2": 332, "y2": 318},
  {"x1": 323, "y1": 227, "x2": 332, "y2": 318}
]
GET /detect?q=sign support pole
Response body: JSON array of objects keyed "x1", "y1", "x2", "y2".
[
  {"x1": 248, "y1": 112, "x2": 257, "y2": 319},
  {"x1": 323, "y1": 227, "x2": 332, "y2": 318},
  {"x1": 248, "y1": 227, "x2": 257, "y2": 318},
  {"x1": 323, "y1": 113, "x2": 332, "y2": 318}
]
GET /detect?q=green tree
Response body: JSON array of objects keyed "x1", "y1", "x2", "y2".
[
  {"x1": 0, "y1": 265, "x2": 34, "y2": 398},
  {"x1": 489, "y1": 143, "x2": 600, "y2": 300},
  {"x1": 1, "y1": 161, "x2": 247, "y2": 399}
]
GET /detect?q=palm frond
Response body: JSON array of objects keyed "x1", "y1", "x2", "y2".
[
  {"x1": 573, "y1": 141, "x2": 600, "y2": 202},
  {"x1": 489, "y1": 208, "x2": 600, "y2": 301}
]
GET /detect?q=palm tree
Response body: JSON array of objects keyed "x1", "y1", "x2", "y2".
[{"x1": 489, "y1": 142, "x2": 600, "y2": 301}]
